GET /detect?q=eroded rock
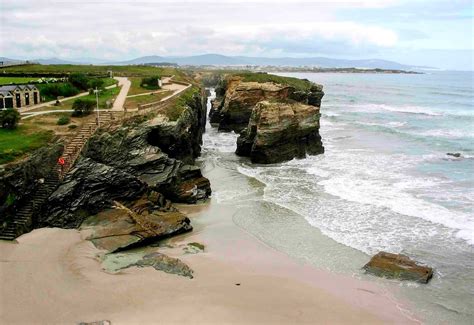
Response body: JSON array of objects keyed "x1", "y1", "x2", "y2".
[
  {"x1": 363, "y1": 251, "x2": 433, "y2": 283},
  {"x1": 84, "y1": 206, "x2": 192, "y2": 253},
  {"x1": 236, "y1": 101, "x2": 324, "y2": 164}
]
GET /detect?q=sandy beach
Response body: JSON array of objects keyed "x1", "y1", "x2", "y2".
[{"x1": 0, "y1": 194, "x2": 419, "y2": 324}]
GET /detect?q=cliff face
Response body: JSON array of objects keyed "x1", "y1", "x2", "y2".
[
  {"x1": 0, "y1": 144, "x2": 63, "y2": 228},
  {"x1": 40, "y1": 92, "x2": 211, "y2": 229},
  {"x1": 236, "y1": 101, "x2": 324, "y2": 163},
  {"x1": 210, "y1": 77, "x2": 324, "y2": 134}
]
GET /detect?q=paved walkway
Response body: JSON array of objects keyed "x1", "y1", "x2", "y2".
[{"x1": 111, "y1": 77, "x2": 130, "y2": 111}]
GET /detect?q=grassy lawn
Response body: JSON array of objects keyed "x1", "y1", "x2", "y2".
[
  {"x1": 0, "y1": 125, "x2": 54, "y2": 165},
  {"x1": 235, "y1": 72, "x2": 312, "y2": 91},
  {"x1": 61, "y1": 86, "x2": 120, "y2": 110},
  {"x1": 124, "y1": 90, "x2": 173, "y2": 110},
  {"x1": 2, "y1": 64, "x2": 187, "y2": 79},
  {"x1": 128, "y1": 77, "x2": 163, "y2": 95},
  {"x1": 0, "y1": 77, "x2": 39, "y2": 85},
  {"x1": 101, "y1": 77, "x2": 118, "y2": 87}
]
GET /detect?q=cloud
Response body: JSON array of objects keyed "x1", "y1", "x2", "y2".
[{"x1": 0, "y1": 0, "x2": 471, "y2": 70}]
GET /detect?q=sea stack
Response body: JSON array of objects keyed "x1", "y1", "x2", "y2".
[
  {"x1": 236, "y1": 101, "x2": 324, "y2": 164},
  {"x1": 210, "y1": 73, "x2": 325, "y2": 164}
]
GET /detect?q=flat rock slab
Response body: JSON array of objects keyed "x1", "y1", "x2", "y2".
[
  {"x1": 102, "y1": 250, "x2": 193, "y2": 278},
  {"x1": 363, "y1": 251, "x2": 433, "y2": 283},
  {"x1": 83, "y1": 208, "x2": 191, "y2": 253}
]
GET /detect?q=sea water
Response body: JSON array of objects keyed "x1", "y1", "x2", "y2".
[{"x1": 200, "y1": 71, "x2": 474, "y2": 324}]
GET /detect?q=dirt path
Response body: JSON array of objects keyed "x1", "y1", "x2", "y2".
[{"x1": 111, "y1": 77, "x2": 131, "y2": 111}]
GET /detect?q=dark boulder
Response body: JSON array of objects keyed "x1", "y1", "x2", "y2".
[{"x1": 363, "y1": 251, "x2": 433, "y2": 283}]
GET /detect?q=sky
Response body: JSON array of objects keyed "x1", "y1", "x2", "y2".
[{"x1": 0, "y1": 0, "x2": 473, "y2": 70}]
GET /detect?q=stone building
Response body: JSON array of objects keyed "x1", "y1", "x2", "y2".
[{"x1": 0, "y1": 84, "x2": 40, "y2": 109}]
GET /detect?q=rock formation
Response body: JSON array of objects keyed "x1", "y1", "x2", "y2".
[
  {"x1": 41, "y1": 90, "x2": 211, "y2": 228},
  {"x1": 82, "y1": 203, "x2": 192, "y2": 253},
  {"x1": 363, "y1": 251, "x2": 433, "y2": 283},
  {"x1": 209, "y1": 73, "x2": 325, "y2": 164},
  {"x1": 210, "y1": 76, "x2": 324, "y2": 134},
  {"x1": 236, "y1": 101, "x2": 324, "y2": 164},
  {"x1": 0, "y1": 143, "x2": 63, "y2": 229}
]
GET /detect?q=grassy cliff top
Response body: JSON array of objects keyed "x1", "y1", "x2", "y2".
[{"x1": 234, "y1": 72, "x2": 314, "y2": 91}]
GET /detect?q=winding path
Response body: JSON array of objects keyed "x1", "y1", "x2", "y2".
[{"x1": 111, "y1": 77, "x2": 131, "y2": 111}]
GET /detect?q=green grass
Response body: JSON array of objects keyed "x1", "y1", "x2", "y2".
[
  {"x1": 62, "y1": 86, "x2": 121, "y2": 110},
  {"x1": 235, "y1": 72, "x2": 312, "y2": 91},
  {"x1": 0, "y1": 77, "x2": 39, "y2": 85},
  {"x1": 101, "y1": 77, "x2": 118, "y2": 87},
  {"x1": 2, "y1": 64, "x2": 187, "y2": 79},
  {"x1": 0, "y1": 126, "x2": 54, "y2": 164},
  {"x1": 128, "y1": 77, "x2": 158, "y2": 95},
  {"x1": 164, "y1": 86, "x2": 199, "y2": 121},
  {"x1": 124, "y1": 90, "x2": 173, "y2": 110}
]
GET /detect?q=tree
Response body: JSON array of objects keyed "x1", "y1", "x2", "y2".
[
  {"x1": 69, "y1": 73, "x2": 90, "y2": 91},
  {"x1": 87, "y1": 78, "x2": 105, "y2": 90},
  {"x1": 140, "y1": 76, "x2": 161, "y2": 89},
  {"x1": 0, "y1": 108, "x2": 20, "y2": 129},
  {"x1": 72, "y1": 99, "x2": 95, "y2": 117}
]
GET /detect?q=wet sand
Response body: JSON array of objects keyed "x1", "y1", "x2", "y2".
[{"x1": 0, "y1": 198, "x2": 419, "y2": 325}]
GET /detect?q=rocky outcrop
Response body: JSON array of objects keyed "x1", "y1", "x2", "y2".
[
  {"x1": 363, "y1": 251, "x2": 433, "y2": 283},
  {"x1": 210, "y1": 76, "x2": 324, "y2": 134},
  {"x1": 147, "y1": 92, "x2": 207, "y2": 164},
  {"x1": 132, "y1": 252, "x2": 194, "y2": 278},
  {"x1": 216, "y1": 79, "x2": 293, "y2": 132},
  {"x1": 0, "y1": 143, "x2": 63, "y2": 226},
  {"x1": 41, "y1": 91, "x2": 210, "y2": 228},
  {"x1": 82, "y1": 205, "x2": 192, "y2": 253},
  {"x1": 40, "y1": 158, "x2": 147, "y2": 228},
  {"x1": 236, "y1": 101, "x2": 324, "y2": 164}
]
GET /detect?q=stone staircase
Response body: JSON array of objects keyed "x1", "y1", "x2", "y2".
[
  {"x1": 0, "y1": 174, "x2": 59, "y2": 240},
  {"x1": 0, "y1": 112, "x2": 116, "y2": 241},
  {"x1": 59, "y1": 112, "x2": 114, "y2": 178}
]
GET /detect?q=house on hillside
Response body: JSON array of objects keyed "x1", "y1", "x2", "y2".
[{"x1": 0, "y1": 84, "x2": 40, "y2": 109}]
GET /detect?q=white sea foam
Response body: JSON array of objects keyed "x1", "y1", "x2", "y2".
[
  {"x1": 412, "y1": 129, "x2": 474, "y2": 139},
  {"x1": 348, "y1": 103, "x2": 443, "y2": 116}
]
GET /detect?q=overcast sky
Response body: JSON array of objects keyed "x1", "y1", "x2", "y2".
[{"x1": 1, "y1": 0, "x2": 472, "y2": 70}]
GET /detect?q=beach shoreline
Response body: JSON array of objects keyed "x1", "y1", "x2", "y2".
[{"x1": 0, "y1": 162, "x2": 420, "y2": 325}]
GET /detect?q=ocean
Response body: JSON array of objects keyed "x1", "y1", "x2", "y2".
[{"x1": 200, "y1": 71, "x2": 474, "y2": 324}]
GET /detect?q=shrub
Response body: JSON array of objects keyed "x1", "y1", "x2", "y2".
[
  {"x1": 68, "y1": 124, "x2": 78, "y2": 129},
  {"x1": 87, "y1": 78, "x2": 105, "y2": 90},
  {"x1": 39, "y1": 83, "x2": 80, "y2": 99},
  {"x1": 69, "y1": 73, "x2": 90, "y2": 91},
  {"x1": 72, "y1": 98, "x2": 95, "y2": 117},
  {"x1": 57, "y1": 116, "x2": 70, "y2": 125},
  {"x1": 140, "y1": 76, "x2": 161, "y2": 89},
  {"x1": 0, "y1": 108, "x2": 20, "y2": 129}
]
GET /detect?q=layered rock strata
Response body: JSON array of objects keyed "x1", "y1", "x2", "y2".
[
  {"x1": 236, "y1": 101, "x2": 324, "y2": 164},
  {"x1": 41, "y1": 91, "x2": 210, "y2": 229}
]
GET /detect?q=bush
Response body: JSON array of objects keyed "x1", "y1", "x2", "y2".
[
  {"x1": 57, "y1": 116, "x2": 70, "y2": 125},
  {"x1": 0, "y1": 108, "x2": 20, "y2": 129},
  {"x1": 69, "y1": 73, "x2": 90, "y2": 91},
  {"x1": 87, "y1": 78, "x2": 105, "y2": 90},
  {"x1": 140, "y1": 76, "x2": 161, "y2": 89},
  {"x1": 68, "y1": 124, "x2": 78, "y2": 129},
  {"x1": 39, "y1": 83, "x2": 80, "y2": 100},
  {"x1": 72, "y1": 98, "x2": 95, "y2": 117}
]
